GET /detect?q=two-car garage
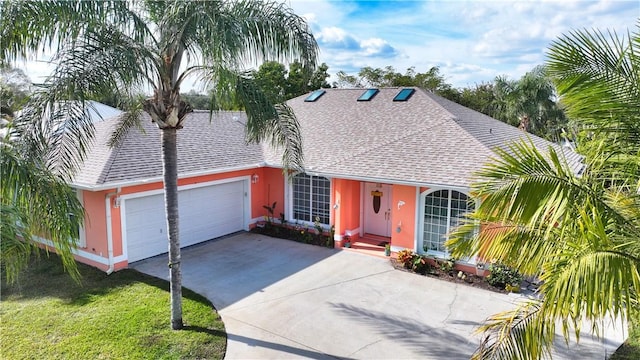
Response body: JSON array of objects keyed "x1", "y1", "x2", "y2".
[{"x1": 122, "y1": 179, "x2": 249, "y2": 263}]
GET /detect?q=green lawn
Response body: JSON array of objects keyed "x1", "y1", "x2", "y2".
[{"x1": 0, "y1": 253, "x2": 226, "y2": 359}]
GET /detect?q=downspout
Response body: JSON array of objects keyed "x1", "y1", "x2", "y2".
[{"x1": 105, "y1": 187, "x2": 121, "y2": 274}]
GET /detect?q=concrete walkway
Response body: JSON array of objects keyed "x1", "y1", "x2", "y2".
[{"x1": 134, "y1": 232, "x2": 626, "y2": 359}]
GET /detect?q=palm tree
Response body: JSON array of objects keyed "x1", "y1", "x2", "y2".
[
  {"x1": 1, "y1": 0, "x2": 317, "y2": 330},
  {"x1": 492, "y1": 66, "x2": 567, "y2": 141},
  {"x1": 447, "y1": 24, "x2": 640, "y2": 359}
]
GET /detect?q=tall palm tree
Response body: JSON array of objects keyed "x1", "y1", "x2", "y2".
[
  {"x1": 447, "y1": 24, "x2": 640, "y2": 359},
  {"x1": 1, "y1": 0, "x2": 317, "y2": 330}
]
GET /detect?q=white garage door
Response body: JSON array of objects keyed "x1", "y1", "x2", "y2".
[{"x1": 125, "y1": 180, "x2": 246, "y2": 262}]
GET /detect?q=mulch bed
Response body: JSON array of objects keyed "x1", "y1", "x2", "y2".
[
  {"x1": 390, "y1": 258, "x2": 508, "y2": 294},
  {"x1": 251, "y1": 225, "x2": 334, "y2": 248}
]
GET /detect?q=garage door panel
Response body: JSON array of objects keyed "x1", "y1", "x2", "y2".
[
  {"x1": 126, "y1": 180, "x2": 246, "y2": 262},
  {"x1": 125, "y1": 194, "x2": 167, "y2": 262}
]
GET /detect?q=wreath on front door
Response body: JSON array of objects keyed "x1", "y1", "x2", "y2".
[{"x1": 371, "y1": 190, "x2": 383, "y2": 213}]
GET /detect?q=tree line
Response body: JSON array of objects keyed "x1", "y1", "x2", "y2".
[
  {"x1": 4, "y1": 61, "x2": 565, "y2": 142},
  {"x1": 186, "y1": 62, "x2": 568, "y2": 142}
]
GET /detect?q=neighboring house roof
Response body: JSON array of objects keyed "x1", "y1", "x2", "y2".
[
  {"x1": 280, "y1": 87, "x2": 583, "y2": 188},
  {"x1": 3, "y1": 101, "x2": 122, "y2": 142},
  {"x1": 72, "y1": 111, "x2": 264, "y2": 189},
  {"x1": 84, "y1": 101, "x2": 123, "y2": 122},
  {"x1": 73, "y1": 89, "x2": 583, "y2": 190}
]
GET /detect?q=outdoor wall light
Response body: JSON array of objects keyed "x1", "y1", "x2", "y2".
[
  {"x1": 251, "y1": 174, "x2": 259, "y2": 184},
  {"x1": 397, "y1": 200, "x2": 405, "y2": 210}
]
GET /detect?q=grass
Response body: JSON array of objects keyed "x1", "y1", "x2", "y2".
[
  {"x1": 610, "y1": 312, "x2": 640, "y2": 360},
  {"x1": 0, "y1": 252, "x2": 226, "y2": 359}
]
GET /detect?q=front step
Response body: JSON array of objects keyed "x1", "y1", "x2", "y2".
[{"x1": 343, "y1": 234, "x2": 390, "y2": 258}]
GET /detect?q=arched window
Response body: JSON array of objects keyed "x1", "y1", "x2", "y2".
[
  {"x1": 291, "y1": 173, "x2": 331, "y2": 225},
  {"x1": 421, "y1": 189, "x2": 474, "y2": 255}
]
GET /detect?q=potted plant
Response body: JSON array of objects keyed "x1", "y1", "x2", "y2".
[
  {"x1": 384, "y1": 243, "x2": 391, "y2": 256},
  {"x1": 343, "y1": 235, "x2": 351, "y2": 248}
]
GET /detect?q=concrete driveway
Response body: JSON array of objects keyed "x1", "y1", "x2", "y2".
[{"x1": 134, "y1": 232, "x2": 625, "y2": 359}]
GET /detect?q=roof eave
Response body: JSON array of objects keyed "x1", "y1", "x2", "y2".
[
  {"x1": 302, "y1": 169, "x2": 471, "y2": 192},
  {"x1": 72, "y1": 162, "x2": 267, "y2": 191}
]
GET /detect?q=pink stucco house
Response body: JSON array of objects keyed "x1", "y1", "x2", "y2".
[{"x1": 65, "y1": 88, "x2": 582, "y2": 272}]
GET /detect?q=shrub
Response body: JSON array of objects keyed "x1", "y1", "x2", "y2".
[
  {"x1": 437, "y1": 258, "x2": 455, "y2": 273},
  {"x1": 487, "y1": 263, "x2": 523, "y2": 290},
  {"x1": 397, "y1": 249, "x2": 415, "y2": 269},
  {"x1": 412, "y1": 255, "x2": 430, "y2": 274},
  {"x1": 263, "y1": 201, "x2": 277, "y2": 226}
]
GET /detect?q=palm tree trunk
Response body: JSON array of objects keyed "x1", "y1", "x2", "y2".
[{"x1": 161, "y1": 128, "x2": 183, "y2": 330}]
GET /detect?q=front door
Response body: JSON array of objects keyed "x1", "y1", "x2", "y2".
[{"x1": 364, "y1": 183, "x2": 391, "y2": 237}]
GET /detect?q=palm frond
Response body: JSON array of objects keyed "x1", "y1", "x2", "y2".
[
  {"x1": 235, "y1": 72, "x2": 304, "y2": 171},
  {"x1": 11, "y1": 23, "x2": 157, "y2": 176},
  {"x1": 0, "y1": 145, "x2": 83, "y2": 283},
  {"x1": 0, "y1": 0, "x2": 150, "y2": 63},
  {"x1": 171, "y1": 0, "x2": 317, "y2": 79},
  {"x1": 108, "y1": 97, "x2": 145, "y2": 148},
  {"x1": 540, "y1": 237, "x2": 640, "y2": 331},
  {"x1": 12, "y1": 96, "x2": 95, "y2": 179},
  {"x1": 546, "y1": 24, "x2": 640, "y2": 182},
  {"x1": 0, "y1": 203, "x2": 36, "y2": 284},
  {"x1": 472, "y1": 300, "x2": 554, "y2": 360}
]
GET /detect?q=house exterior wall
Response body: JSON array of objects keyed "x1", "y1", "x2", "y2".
[
  {"x1": 389, "y1": 185, "x2": 418, "y2": 251},
  {"x1": 332, "y1": 178, "x2": 361, "y2": 245},
  {"x1": 82, "y1": 190, "x2": 108, "y2": 254},
  {"x1": 259, "y1": 167, "x2": 286, "y2": 222},
  {"x1": 73, "y1": 168, "x2": 466, "y2": 272},
  {"x1": 74, "y1": 168, "x2": 267, "y2": 271}
]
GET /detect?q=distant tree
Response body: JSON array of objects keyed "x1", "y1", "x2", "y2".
[
  {"x1": 254, "y1": 60, "x2": 330, "y2": 102},
  {"x1": 334, "y1": 70, "x2": 362, "y2": 88},
  {"x1": 0, "y1": 65, "x2": 31, "y2": 119},
  {"x1": 285, "y1": 61, "x2": 309, "y2": 99},
  {"x1": 413, "y1": 66, "x2": 452, "y2": 93},
  {"x1": 334, "y1": 65, "x2": 458, "y2": 100},
  {"x1": 457, "y1": 83, "x2": 496, "y2": 117},
  {"x1": 308, "y1": 62, "x2": 330, "y2": 91},
  {"x1": 492, "y1": 66, "x2": 567, "y2": 141},
  {"x1": 254, "y1": 61, "x2": 287, "y2": 103},
  {"x1": 180, "y1": 90, "x2": 212, "y2": 111}
]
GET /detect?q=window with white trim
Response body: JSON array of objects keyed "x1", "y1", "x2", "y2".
[
  {"x1": 292, "y1": 174, "x2": 330, "y2": 225},
  {"x1": 422, "y1": 189, "x2": 473, "y2": 254}
]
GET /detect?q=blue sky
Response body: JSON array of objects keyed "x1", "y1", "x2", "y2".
[
  {"x1": 289, "y1": 0, "x2": 639, "y2": 88},
  {"x1": 17, "y1": 0, "x2": 638, "y2": 91}
]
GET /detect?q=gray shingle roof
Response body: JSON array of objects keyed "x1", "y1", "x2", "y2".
[
  {"x1": 73, "y1": 89, "x2": 583, "y2": 189},
  {"x1": 283, "y1": 87, "x2": 583, "y2": 188},
  {"x1": 72, "y1": 111, "x2": 264, "y2": 188}
]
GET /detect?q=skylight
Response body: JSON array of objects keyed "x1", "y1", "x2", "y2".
[
  {"x1": 357, "y1": 89, "x2": 379, "y2": 101},
  {"x1": 393, "y1": 88, "x2": 415, "y2": 102},
  {"x1": 304, "y1": 90, "x2": 326, "y2": 102}
]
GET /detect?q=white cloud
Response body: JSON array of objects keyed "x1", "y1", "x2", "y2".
[{"x1": 12, "y1": 0, "x2": 640, "y2": 92}]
